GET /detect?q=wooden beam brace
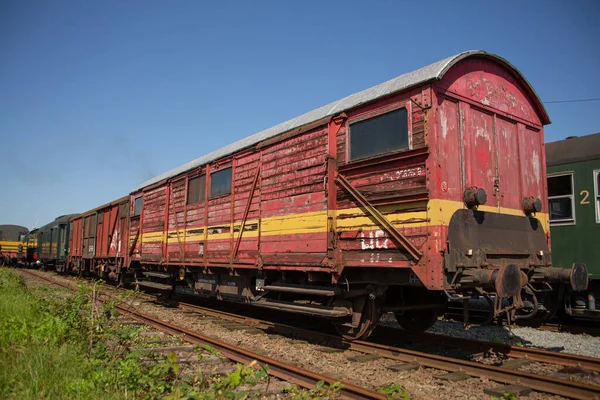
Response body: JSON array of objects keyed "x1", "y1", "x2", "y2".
[
  {"x1": 233, "y1": 165, "x2": 261, "y2": 259},
  {"x1": 128, "y1": 228, "x2": 140, "y2": 258},
  {"x1": 106, "y1": 207, "x2": 120, "y2": 255},
  {"x1": 335, "y1": 174, "x2": 422, "y2": 261}
]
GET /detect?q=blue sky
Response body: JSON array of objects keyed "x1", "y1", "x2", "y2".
[{"x1": 1, "y1": 0, "x2": 599, "y2": 228}]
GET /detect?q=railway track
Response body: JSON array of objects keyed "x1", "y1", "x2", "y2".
[
  {"x1": 163, "y1": 298, "x2": 600, "y2": 399},
  {"x1": 18, "y1": 269, "x2": 386, "y2": 400},
  {"x1": 20, "y1": 269, "x2": 600, "y2": 399}
]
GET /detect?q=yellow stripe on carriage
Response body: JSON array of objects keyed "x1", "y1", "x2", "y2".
[{"x1": 132, "y1": 199, "x2": 549, "y2": 245}]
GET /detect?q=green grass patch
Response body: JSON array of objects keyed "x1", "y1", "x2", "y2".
[
  {"x1": 0, "y1": 269, "x2": 345, "y2": 399},
  {"x1": 0, "y1": 269, "x2": 274, "y2": 399}
]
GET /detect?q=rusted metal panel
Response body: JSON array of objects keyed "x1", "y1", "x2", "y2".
[{"x1": 447, "y1": 209, "x2": 549, "y2": 268}]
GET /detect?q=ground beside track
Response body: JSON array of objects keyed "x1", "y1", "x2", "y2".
[
  {"x1": 2, "y1": 268, "x2": 351, "y2": 400},
  {"x1": 17, "y1": 269, "x2": 592, "y2": 399}
]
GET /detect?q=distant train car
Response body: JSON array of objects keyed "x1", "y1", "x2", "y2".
[
  {"x1": 115, "y1": 50, "x2": 583, "y2": 339},
  {"x1": 0, "y1": 224, "x2": 28, "y2": 265},
  {"x1": 546, "y1": 133, "x2": 600, "y2": 319},
  {"x1": 67, "y1": 197, "x2": 129, "y2": 279},
  {"x1": 25, "y1": 228, "x2": 38, "y2": 264},
  {"x1": 37, "y1": 215, "x2": 78, "y2": 270}
]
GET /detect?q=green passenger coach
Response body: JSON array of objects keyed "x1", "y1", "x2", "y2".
[
  {"x1": 546, "y1": 133, "x2": 600, "y2": 319},
  {"x1": 36, "y1": 214, "x2": 78, "y2": 271}
]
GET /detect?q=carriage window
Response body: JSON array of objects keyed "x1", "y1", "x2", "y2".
[
  {"x1": 595, "y1": 170, "x2": 600, "y2": 224},
  {"x1": 187, "y1": 175, "x2": 206, "y2": 205},
  {"x1": 210, "y1": 167, "x2": 232, "y2": 198},
  {"x1": 349, "y1": 107, "x2": 409, "y2": 162},
  {"x1": 548, "y1": 173, "x2": 575, "y2": 224},
  {"x1": 133, "y1": 196, "x2": 143, "y2": 217}
]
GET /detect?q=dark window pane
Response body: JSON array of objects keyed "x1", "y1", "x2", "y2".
[
  {"x1": 187, "y1": 175, "x2": 206, "y2": 205},
  {"x1": 210, "y1": 168, "x2": 232, "y2": 197},
  {"x1": 548, "y1": 175, "x2": 572, "y2": 197},
  {"x1": 134, "y1": 197, "x2": 143, "y2": 217},
  {"x1": 349, "y1": 108, "x2": 409, "y2": 162},
  {"x1": 549, "y1": 197, "x2": 573, "y2": 221}
]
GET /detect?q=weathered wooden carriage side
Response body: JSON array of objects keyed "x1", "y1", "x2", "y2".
[
  {"x1": 67, "y1": 197, "x2": 129, "y2": 279},
  {"x1": 124, "y1": 51, "x2": 584, "y2": 339},
  {"x1": 129, "y1": 127, "x2": 330, "y2": 269}
]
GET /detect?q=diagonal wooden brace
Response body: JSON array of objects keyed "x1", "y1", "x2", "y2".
[
  {"x1": 128, "y1": 228, "x2": 140, "y2": 258},
  {"x1": 335, "y1": 174, "x2": 422, "y2": 261},
  {"x1": 107, "y1": 206, "x2": 120, "y2": 254},
  {"x1": 233, "y1": 165, "x2": 261, "y2": 259}
]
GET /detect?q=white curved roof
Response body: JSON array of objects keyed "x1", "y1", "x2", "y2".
[{"x1": 135, "y1": 50, "x2": 547, "y2": 191}]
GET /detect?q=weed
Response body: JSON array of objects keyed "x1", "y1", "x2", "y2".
[
  {"x1": 492, "y1": 392, "x2": 518, "y2": 400},
  {"x1": 282, "y1": 379, "x2": 344, "y2": 399},
  {"x1": 379, "y1": 383, "x2": 411, "y2": 399},
  {"x1": 0, "y1": 268, "x2": 273, "y2": 399},
  {"x1": 489, "y1": 336, "x2": 503, "y2": 344}
]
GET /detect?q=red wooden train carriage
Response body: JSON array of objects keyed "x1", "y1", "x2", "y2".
[
  {"x1": 67, "y1": 196, "x2": 129, "y2": 279},
  {"x1": 123, "y1": 50, "x2": 586, "y2": 338}
]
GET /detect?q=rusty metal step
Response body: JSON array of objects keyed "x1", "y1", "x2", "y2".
[
  {"x1": 252, "y1": 298, "x2": 351, "y2": 317},
  {"x1": 142, "y1": 271, "x2": 172, "y2": 279},
  {"x1": 263, "y1": 284, "x2": 340, "y2": 296},
  {"x1": 136, "y1": 281, "x2": 172, "y2": 291}
]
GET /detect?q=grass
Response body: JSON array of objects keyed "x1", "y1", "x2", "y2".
[
  {"x1": 0, "y1": 268, "x2": 120, "y2": 399},
  {"x1": 0, "y1": 268, "x2": 345, "y2": 399}
]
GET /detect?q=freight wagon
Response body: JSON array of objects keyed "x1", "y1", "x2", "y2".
[
  {"x1": 67, "y1": 197, "x2": 129, "y2": 280},
  {"x1": 74, "y1": 50, "x2": 586, "y2": 339},
  {"x1": 0, "y1": 224, "x2": 28, "y2": 265},
  {"x1": 546, "y1": 133, "x2": 600, "y2": 319}
]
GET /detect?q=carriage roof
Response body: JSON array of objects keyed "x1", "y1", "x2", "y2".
[
  {"x1": 546, "y1": 133, "x2": 600, "y2": 167},
  {"x1": 135, "y1": 50, "x2": 548, "y2": 192}
]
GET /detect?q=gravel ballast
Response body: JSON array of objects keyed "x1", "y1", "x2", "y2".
[{"x1": 380, "y1": 314, "x2": 600, "y2": 359}]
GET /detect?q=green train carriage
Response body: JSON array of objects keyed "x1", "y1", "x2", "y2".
[
  {"x1": 546, "y1": 132, "x2": 600, "y2": 319},
  {"x1": 36, "y1": 215, "x2": 78, "y2": 270}
]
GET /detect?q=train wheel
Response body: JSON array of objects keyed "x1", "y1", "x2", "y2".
[
  {"x1": 394, "y1": 309, "x2": 438, "y2": 332},
  {"x1": 333, "y1": 296, "x2": 381, "y2": 340},
  {"x1": 532, "y1": 292, "x2": 559, "y2": 322},
  {"x1": 394, "y1": 289, "x2": 440, "y2": 332}
]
